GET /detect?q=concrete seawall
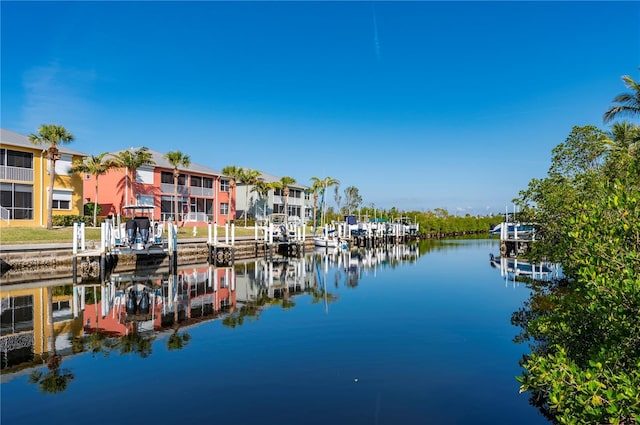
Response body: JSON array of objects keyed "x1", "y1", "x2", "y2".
[{"x1": 0, "y1": 238, "x2": 317, "y2": 285}]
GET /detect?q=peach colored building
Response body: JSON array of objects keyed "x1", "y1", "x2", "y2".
[{"x1": 82, "y1": 148, "x2": 235, "y2": 226}]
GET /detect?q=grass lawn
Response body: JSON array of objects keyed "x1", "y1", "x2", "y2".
[{"x1": 0, "y1": 224, "x2": 313, "y2": 245}]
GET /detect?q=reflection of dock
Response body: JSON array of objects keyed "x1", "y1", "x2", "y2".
[{"x1": 489, "y1": 253, "x2": 559, "y2": 284}]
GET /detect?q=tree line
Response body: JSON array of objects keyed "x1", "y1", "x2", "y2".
[{"x1": 512, "y1": 71, "x2": 640, "y2": 423}]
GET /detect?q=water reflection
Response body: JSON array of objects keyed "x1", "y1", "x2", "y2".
[{"x1": 1, "y1": 243, "x2": 421, "y2": 388}]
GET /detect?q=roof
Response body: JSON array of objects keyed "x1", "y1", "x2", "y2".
[
  {"x1": 0, "y1": 128, "x2": 89, "y2": 157},
  {"x1": 242, "y1": 169, "x2": 308, "y2": 190},
  {"x1": 110, "y1": 147, "x2": 223, "y2": 176}
]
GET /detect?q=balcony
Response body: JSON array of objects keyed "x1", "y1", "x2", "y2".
[
  {"x1": 161, "y1": 183, "x2": 189, "y2": 196},
  {"x1": 190, "y1": 186, "x2": 214, "y2": 197},
  {"x1": 0, "y1": 166, "x2": 34, "y2": 182}
]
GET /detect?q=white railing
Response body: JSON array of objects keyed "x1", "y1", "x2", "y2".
[
  {"x1": 160, "y1": 183, "x2": 189, "y2": 195},
  {"x1": 0, "y1": 206, "x2": 9, "y2": 224},
  {"x1": 184, "y1": 212, "x2": 211, "y2": 223},
  {"x1": 0, "y1": 166, "x2": 33, "y2": 182},
  {"x1": 189, "y1": 187, "x2": 214, "y2": 197}
]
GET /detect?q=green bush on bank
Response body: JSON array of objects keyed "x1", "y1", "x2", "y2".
[{"x1": 513, "y1": 120, "x2": 640, "y2": 422}]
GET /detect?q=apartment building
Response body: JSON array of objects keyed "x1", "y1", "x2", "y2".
[
  {"x1": 0, "y1": 128, "x2": 87, "y2": 227},
  {"x1": 85, "y1": 148, "x2": 235, "y2": 225},
  {"x1": 234, "y1": 170, "x2": 311, "y2": 222}
]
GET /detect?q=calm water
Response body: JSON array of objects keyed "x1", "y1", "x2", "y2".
[{"x1": 1, "y1": 239, "x2": 547, "y2": 424}]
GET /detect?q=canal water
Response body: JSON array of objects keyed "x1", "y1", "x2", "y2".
[{"x1": 1, "y1": 238, "x2": 547, "y2": 424}]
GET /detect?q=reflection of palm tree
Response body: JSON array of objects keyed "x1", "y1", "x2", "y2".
[
  {"x1": 118, "y1": 322, "x2": 154, "y2": 358},
  {"x1": 29, "y1": 288, "x2": 75, "y2": 393},
  {"x1": 29, "y1": 359, "x2": 74, "y2": 394},
  {"x1": 167, "y1": 328, "x2": 191, "y2": 351}
]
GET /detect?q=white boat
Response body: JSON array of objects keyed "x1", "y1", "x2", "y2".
[{"x1": 313, "y1": 230, "x2": 348, "y2": 250}]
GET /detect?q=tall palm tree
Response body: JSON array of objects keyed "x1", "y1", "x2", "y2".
[
  {"x1": 309, "y1": 177, "x2": 324, "y2": 229},
  {"x1": 70, "y1": 153, "x2": 117, "y2": 227},
  {"x1": 277, "y1": 176, "x2": 296, "y2": 218},
  {"x1": 164, "y1": 151, "x2": 191, "y2": 225},
  {"x1": 239, "y1": 168, "x2": 262, "y2": 226},
  {"x1": 310, "y1": 176, "x2": 340, "y2": 231},
  {"x1": 221, "y1": 165, "x2": 243, "y2": 221},
  {"x1": 29, "y1": 124, "x2": 74, "y2": 229},
  {"x1": 251, "y1": 179, "x2": 272, "y2": 219},
  {"x1": 110, "y1": 147, "x2": 155, "y2": 207},
  {"x1": 604, "y1": 71, "x2": 640, "y2": 123}
]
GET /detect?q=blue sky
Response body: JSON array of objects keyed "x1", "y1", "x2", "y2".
[{"x1": 1, "y1": 1, "x2": 638, "y2": 215}]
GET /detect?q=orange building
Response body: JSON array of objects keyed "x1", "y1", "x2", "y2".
[{"x1": 83, "y1": 148, "x2": 235, "y2": 226}]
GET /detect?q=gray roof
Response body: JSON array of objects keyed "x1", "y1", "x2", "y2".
[
  {"x1": 245, "y1": 169, "x2": 308, "y2": 190},
  {"x1": 111, "y1": 147, "x2": 223, "y2": 176},
  {"x1": 1, "y1": 128, "x2": 88, "y2": 157}
]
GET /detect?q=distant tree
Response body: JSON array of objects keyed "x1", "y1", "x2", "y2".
[
  {"x1": 222, "y1": 165, "x2": 243, "y2": 221},
  {"x1": 309, "y1": 176, "x2": 340, "y2": 229},
  {"x1": 29, "y1": 124, "x2": 74, "y2": 229},
  {"x1": 239, "y1": 168, "x2": 261, "y2": 226},
  {"x1": 603, "y1": 70, "x2": 640, "y2": 123},
  {"x1": 343, "y1": 186, "x2": 362, "y2": 215},
  {"x1": 110, "y1": 147, "x2": 155, "y2": 207},
  {"x1": 251, "y1": 179, "x2": 272, "y2": 219},
  {"x1": 70, "y1": 153, "x2": 117, "y2": 226},
  {"x1": 273, "y1": 176, "x2": 296, "y2": 218},
  {"x1": 334, "y1": 185, "x2": 342, "y2": 214},
  {"x1": 164, "y1": 151, "x2": 191, "y2": 224}
]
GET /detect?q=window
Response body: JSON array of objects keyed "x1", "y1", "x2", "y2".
[
  {"x1": 0, "y1": 183, "x2": 33, "y2": 219},
  {"x1": 191, "y1": 176, "x2": 202, "y2": 188},
  {"x1": 220, "y1": 179, "x2": 230, "y2": 192},
  {"x1": 137, "y1": 194, "x2": 154, "y2": 206},
  {"x1": 203, "y1": 177, "x2": 213, "y2": 189},
  {"x1": 54, "y1": 155, "x2": 72, "y2": 176},
  {"x1": 0, "y1": 295, "x2": 34, "y2": 335},
  {"x1": 220, "y1": 202, "x2": 229, "y2": 215},
  {"x1": 161, "y1": 171, "x2": 173, "y2": 184},
  {"x1": 1, "y1": 149, "x2": 33, "y2": 168},
  {"x1": 137, "y1": 167, "x2": 154, "y2": 184},
  {"x1": 52, "y1": 189, "x2": 72, "y2": 210}
]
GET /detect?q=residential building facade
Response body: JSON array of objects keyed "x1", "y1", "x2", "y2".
[
  {"x1": 83, "y1": 148, "x2": 235, "y2": 225},
  {"x1": 0, "y1": 128, "x2": 87, "y2": 227},
  {"x1": 234, "y1": 171, "x2": 311, "y2": 223}
]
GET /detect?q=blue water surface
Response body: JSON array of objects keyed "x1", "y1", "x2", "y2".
[{"x1": 1, "y1": 239, "x2": 546, "y2": 425}]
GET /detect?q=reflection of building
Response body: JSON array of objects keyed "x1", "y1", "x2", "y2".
[
  {"x1": 81, "y1": 265, "x2": 237, "y2": 337},
  {"x1": 0, "y1": 283, "x2": 83, "y2": 371},
  {"x1": 234, "y1": 258, "x2": 312, "y2": 303}
]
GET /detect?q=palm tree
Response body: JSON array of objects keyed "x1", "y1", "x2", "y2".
[
  {"x1": 239, "y1": 168, "x2": 261, "y2": 227},
  {"x1": 251, "y1": 179, "x2": 272, "y2": 219},
  {"x1": 69, "y1": 153, "x2": 117, "y2": 227},
  {"x1": 310, "y1": 176, "x2": 340, "y2": 231},
  {"x1": 309, "y1": 177, "x2": 324, "y2": 229},
  {"x1": 221, "y1": 165, "x2": 243, "y2": 221},
  {"x1": 110, "y1": 147, "x2": 155, "y2": 207},
  {"x1": 29, "y1": 124, "x2": 74, "y2": 229},
  {"x1": 604, "y1": 71, "x2": 640, "y2": 123},
  {"x1": 164, "y1": 151, "x2": 191, "y2": 225},
  {"x1": 277, "y1": 176, "x2": 296, "y2": 218}
]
